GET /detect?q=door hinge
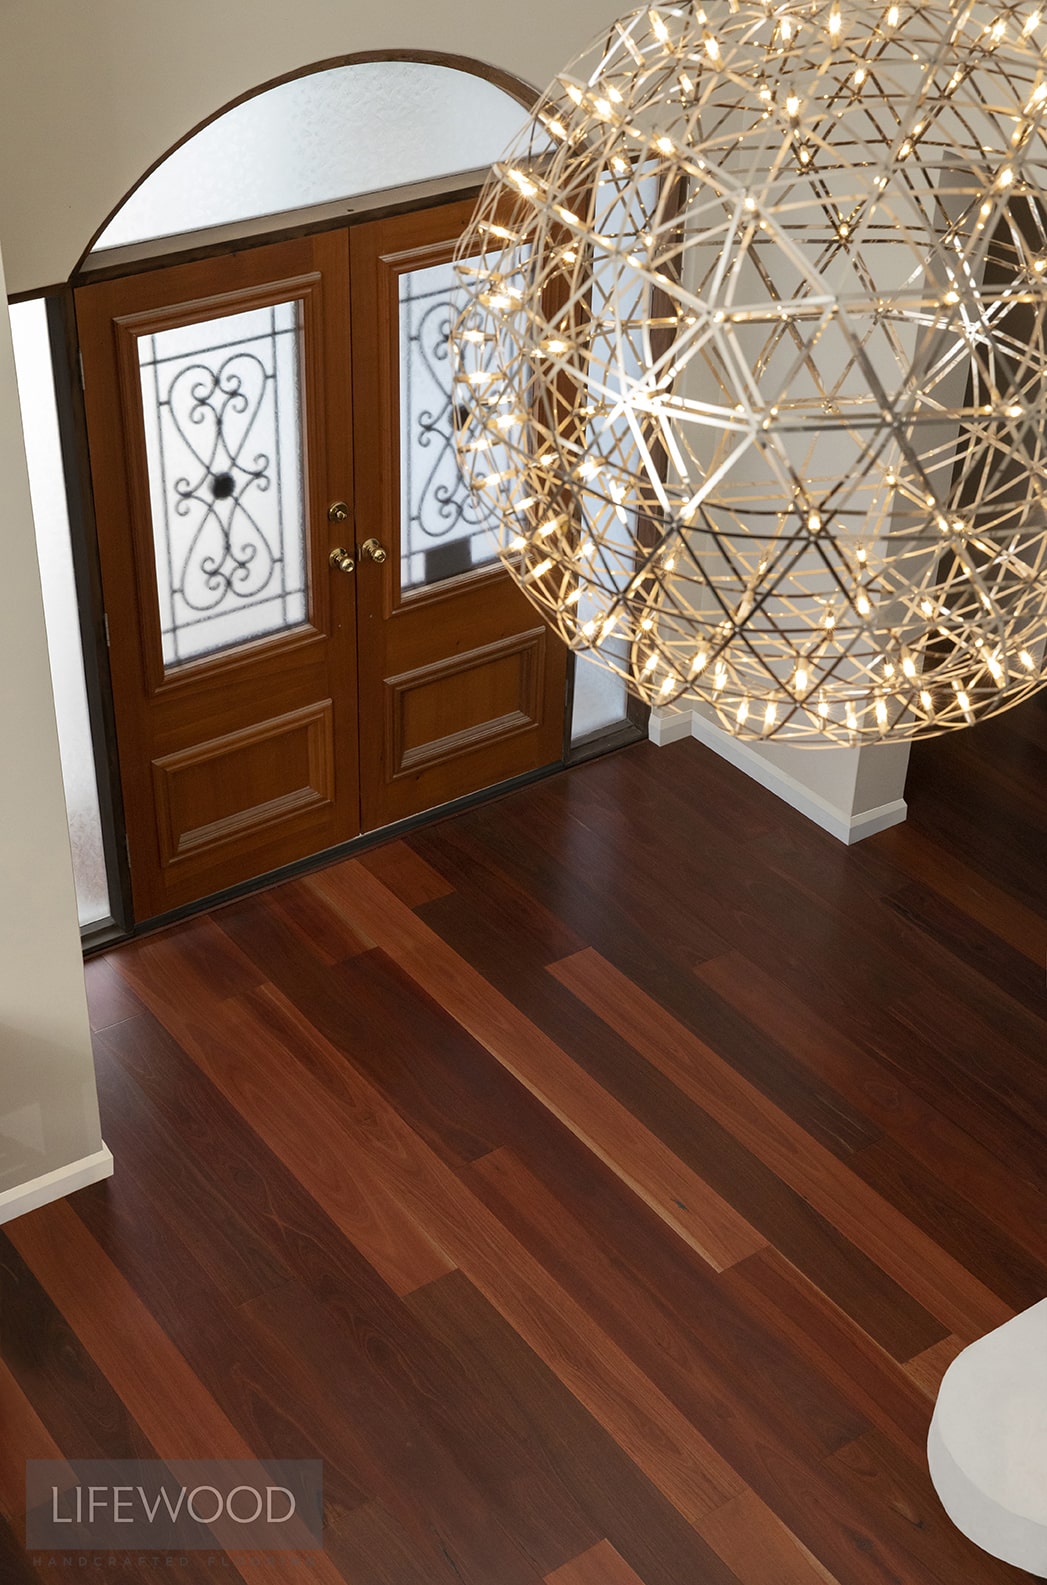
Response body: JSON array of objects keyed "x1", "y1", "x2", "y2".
[
  {"x1": 103, "y1": 611, "x2": 110, "y2": 647},
  {"x1": 78, "y1": 350, "x2": 85, "y2": 391}
]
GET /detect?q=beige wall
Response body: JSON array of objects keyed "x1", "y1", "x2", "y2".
[
  {"x1": 0, "y1": 0, "x2": 625, "y2": 294},
  {"x1": 0, "y1": 237, "x2": 105, "y2": 1209}
]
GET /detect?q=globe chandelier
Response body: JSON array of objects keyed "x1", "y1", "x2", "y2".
[{"x1": 452, "y1": 0, "x2": 1047, "y2": 743}]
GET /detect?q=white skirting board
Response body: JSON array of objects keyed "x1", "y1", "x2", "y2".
[
  {"x1": 650, "y1": 706, "x2": 907, "y2": 845},
  {"x1": 0, "y1": 1144, "x2": 114, "y2": 1225},
  {"x1": 648, "y1": 706, "x2": 695, "y2": 747}
]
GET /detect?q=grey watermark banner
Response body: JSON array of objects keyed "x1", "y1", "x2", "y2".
[{"x1": 26, "y1": 1460, "x2": 323, "y2": 1552}]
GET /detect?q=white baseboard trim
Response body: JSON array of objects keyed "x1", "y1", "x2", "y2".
[
  {"x1": 648, "y1": 706, "x2": 695, "y2": 747},
  {"x1": 0, "y1": 1144, "x2": 114, "y2": 1226},
  {"x1": 688, "y1": 709, "x2": 907, "y2": 844},
  {"x1": 847, "y1": 798, "x2": 909, "y2": 842}
]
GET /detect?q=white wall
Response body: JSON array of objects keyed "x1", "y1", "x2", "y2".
[
  {"x1": 0, "y1": 0, "x2": 628, "y2": 295},
  {"x1": 0, "y1": 238, "x2": 111, "y2": 1221}
]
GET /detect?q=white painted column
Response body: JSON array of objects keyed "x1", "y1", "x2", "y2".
[{"x1": 0, "y1": 239, "x2": 112, "y2": 1223}]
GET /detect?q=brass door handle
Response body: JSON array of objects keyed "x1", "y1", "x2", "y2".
[
  {"x1": 361, "y1": 537, "x2": 388, "y2": 565},
  {"x1": 328, "y1": 501, "x2": 350, "y2": 523},
  {"x1": 329, "y1": 547, "x2": 356, "y2": 574}
]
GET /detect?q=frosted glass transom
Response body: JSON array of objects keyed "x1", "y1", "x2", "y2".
[{"x1": 94, "y1": 62, "x2": 530, "y2": 252}]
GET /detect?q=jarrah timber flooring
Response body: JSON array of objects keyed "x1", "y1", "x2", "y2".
[{"x1": 3, "y1": 695, "x2": 1047, "y2": 1585}]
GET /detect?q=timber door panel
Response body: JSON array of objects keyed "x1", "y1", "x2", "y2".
[
  {"x1": 350, "y1": 201, "x2": 568, "y2": 829},
  {"x1": 76, "y1": 234, "x2": 360, "y2": 918},
  {"x1": 77, "y1": 203, "x2": 569, "y2": 922}
]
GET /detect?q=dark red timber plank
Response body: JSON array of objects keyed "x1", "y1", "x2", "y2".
[
  {"x1": 411, "y1": 1218, "x2": 959, "y2": 1585},
  {"x1": 872, "y1": 821, "x2": 1047, "y2": 965},
  {"x1": 874, "y1": 1003, "x2": 1047, "y2": 1190},
  {"x1": 255, "y1": 870, "x2": 379, "y2": 964},
  {"x1": 887, "y1": 978, "x2": 1047, "y2": 1134},
  {"x1": 410, "y1": 858, "x2": 882, "y2": 1161},
  {"x1": 0, "y1": 1248, "x2": 238, "y2": 1585},
  {"x1": 0, "y1": 1231, "x2": 155, "y2": 1465},
  {"x1": 453, "y1": 1152, "x2": 1024, "y2": 1584},
  {"x1": 407, "y1": 1271, "x2": 745, "y2": 1585},
  {"x1": 0, "y1": 1356, "x2": 64, "y2": 1506},
  {"x1": 692, "y1": 948, "x2": 941, "y2": 1138},
  {"x1": 399, "y1": 818, "x2": 593, "y2": 966},
  {"x1": 551, "y1": 949, "x2": 1014, "y2": 1343},
  {"x1": 545, "y1": 1539, "x2": 652, "y2": 1585},
  {"x1": 294, "y1": 891, "x2": 945, "y2": 1361},
  {"x1": 408, "y1": 758, "x2": 734, "y2": 973},
  {"x1": 883, "y1": 874, "x2": 1046, "y2": 1035},
  {"x1": 298, "y1": 866, "x2": 767, "y2": 1273},
  {"x1": 694, "y1": 951, "x2": 1047, "y2": 1281},
  {"x1": 903, "y1": 693, "x2": 1047, "y2": 912},
  {"x1": 109, "y1": 937, "x2": 455, "y2": 1298},
  {"x1": 82, "y1": 954, "x2": 145, "y2": 1032},
  {"x1": 212, "y1": 895, "x2": 509, "y2": 1169},
  {"x1": 93, "y1": 1005, "x2": 451, "y2": 1307},
  {"x1": 4, "y1": 1203, "x2": 343, "y2": 1585},
  {"x1": 94, "y1": 1015, "x2": 603, "y2": 1575},
  {"x1": 719, "y1": 1247, "x2": 937, "y2": 1465},
  {"x1": 903, "y1": 1338, "x2": 967, "y2": 1400},
  {"x1": 0, "y1": 1523, "x2": 42, "y2": 1585},
  {"x1": 67, "y1": 1140, "x2": 370, "y2": 1534},
  {"x1": 572, "y1": 755, "x2": 1040, "y2": 1107},
  {"x1": 239, "y1": 1278, "x2": 558, "y2": 1585},
  {"x1": 348, "y1": 931, "x2": 947, "y2": 1361},
  {"x1": 92, "y1": 1017, "x2": 296, "y2": 1308},
  {"x1": 848, "y1": 1135, "x2": 1047, "y2": 1314},
  {"x1": 694, "y1": 1490, "x2": 844, "y2": 1585},
  {"x1": 464, "y1": 1145, "x2": 871, "y2": 1467},
  {"x1": 826, "y1": 1429, "x2": 1030, "y2": 1585},
  {"x1": 120, "y1": 969, "x2": 748, "y2": 1528},
  {"x1": 325, "y1": 1498, "x2": 471, "y2": 1585},
  {"x1": 355, "y1": 837, "x2": 456, "y2": 908}
]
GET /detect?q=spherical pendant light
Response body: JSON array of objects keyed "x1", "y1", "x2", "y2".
[{"x1": 452, "y1": 0, "x2": 1047, "y2": 743}]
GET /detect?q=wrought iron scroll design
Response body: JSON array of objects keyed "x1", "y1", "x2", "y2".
[
  {"x1": 401, "y1": 271, "x2": 500, "y2": 590},
  {"x1": 166, "y1": 351, "x2": 277, "y2": 611},
  {"x1": 140, "y1": 304, "x2": 306, "y2": 666}
]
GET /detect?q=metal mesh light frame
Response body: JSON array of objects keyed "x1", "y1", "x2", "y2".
[{"x1": 452, "y1": 0, "x2": 1047, "y2": 744}]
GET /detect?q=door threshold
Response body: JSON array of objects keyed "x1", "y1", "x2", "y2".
[{"x1": 85, "y1": 756, "x2": 570, "y2": 953}]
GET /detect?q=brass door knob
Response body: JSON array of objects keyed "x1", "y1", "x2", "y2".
[
  {"x1": 329, "y1": 547, "x2": 356, "y2": 574},
  {"x1": 328, "y1": 501, "x2": 350, "y2": 523},
  {"x1": 361, "y1": 537, "x2": 388, "y2": 564}
]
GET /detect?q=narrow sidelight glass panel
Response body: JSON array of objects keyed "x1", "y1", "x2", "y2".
[
  {"x1": 137, "y1": 301, "x2": 308, "y2": 667},
  {"x1": 9, "y1": 299, "x2": 111, "y2": 927},
  {"x1": 399, "y1": 255, "x2": 500, "y2": 594},
  {"x1": 569, "y1": 168, "x2": 660, "y2": 743}
]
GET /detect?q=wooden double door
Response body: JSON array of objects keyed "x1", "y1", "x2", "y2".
[{"x1": 77, "y1": 200, "x2": 567, "y2": 920}]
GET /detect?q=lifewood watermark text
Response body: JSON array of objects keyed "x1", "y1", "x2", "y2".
[{"x1": 26, "y1": 1460, "x2": 324, "y2": 1553}]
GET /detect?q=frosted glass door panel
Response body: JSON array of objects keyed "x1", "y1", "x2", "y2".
[
  {"x1": 572, "y1": 653, "x2": 630, "y2": 740},
  {"x1": 95, "y1": 63, "x2": 530, "y2": 251},
  {"x1": 138, "y1": 302, "x2": 308, "y2": 667},
  {"x1": 399, "y1": 256, "x2": 501, "y2": 593}
]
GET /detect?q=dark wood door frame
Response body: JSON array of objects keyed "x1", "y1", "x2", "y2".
[{"x1": 47, "y1": 289, "x2": 136, "y2": 948}]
